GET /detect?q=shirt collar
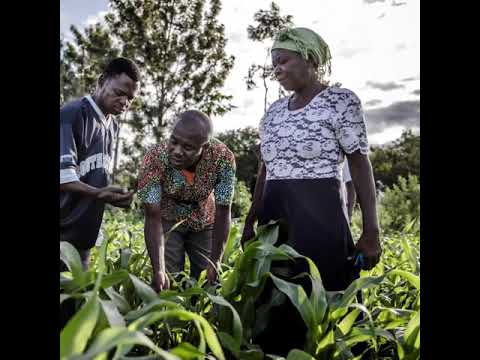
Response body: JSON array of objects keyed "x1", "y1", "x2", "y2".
[{"x1": 85, "y1": 95, "x2": 111, "y2": 127}]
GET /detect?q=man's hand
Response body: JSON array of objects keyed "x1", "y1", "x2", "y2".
[
  {"x1": 240, "y1": 222, "x2": 255, "y2": 248},
  {"x1": 97, "y1": 186, "x2": 133, "y2": 206},
  {"x1": 109, "y1": 195, "x2": 134, "y2": 209},
  {"x1": 355, "y1": 230, "x2": 382, "y2": 270},
  {"x1": 152, "y1": 270, "x2": 170, "y2": 292},
  {"x1": 206, "y1": 263, "x2": 218, "y2": 284}
]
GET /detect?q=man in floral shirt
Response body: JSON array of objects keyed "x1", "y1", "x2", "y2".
[{"x1": 137, "y1": 110, "x2": 236, "y2": 291}]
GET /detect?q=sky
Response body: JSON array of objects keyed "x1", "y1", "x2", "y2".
[{"x1": 60, "y1": 0, "x2": 420, "y2": 145}]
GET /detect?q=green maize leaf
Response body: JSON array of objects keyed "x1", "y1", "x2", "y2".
[
  {"x1": 94, "y1": 353, "x2": 109, "y2": 360},
  {"x1": 60, "y1": 294, "x2": 100, "y2": 359},
  {"x1": 376, "y1": 307, "x2": 415, "y2": 319},
  {"x1": 240, "y1": 296, "x2": 257, "y2": 340},
  {"x1": 247, "y1": 256, "x2": 273, "y2": 287},
  {"x1": 414, "y1": 329, "x2": 420, "y2": 351},
  {"x1": 256, "y1": 222, "x2": 280, "y2": 245},
  {"x1": 91, "y1": 307, "x2": 112, "y2": 345},
  {"x1": 95, "y1": 234, "x2": 109, "y2": 277},
  {"x1": 302, "y1": 257, "x2": 328, "y2": 326},
  {"x1": 223, "y1": 224, "x2": 240, "y2": 263},
  {"x1": 60, "y1": 241, "x2": 87, "y2": 287},
  {"x1": 286, "y1": 349, "x2": 316, "y2": 360},
  {"x1": 400, "y1": 236, "x2": 418, "y2": 273},
  {"x1": 217, "y1": 332, "x2": 239, "y2": 357},
  {"x1": 124, "y1": 299, "x2": 182, "y2": 321},
  {"x1": 343, "y1": 327, "x2": 395, "y2": 348},
  {"x1": 120, "y1": 248, "x2": 132, "y2": 269},
  {"x1": 157, "y1": 290, "x2": 187, "y2": 302},
  {"x1": 347, "y1": 303, "x2": 375, "y2": 329},
  {"x1": 265, "y1": 355, "x2": 284, "y2": 360},
  {"x1": 99, "y1": 299, "x2": 126, "y2": 327},
  {"x1": 128, "y1": 310, "x2": 225, "y2": 360},
  {"x1": 330, "y1": 307, "x2": 349, "y2": 323},
  {"x1": 60, "y1": 272, "x2": 73, "y2": 284},
  {"x1": 221, "y1": 263, "x2": 240, "y2": 296},
  {"x1": 170, "y1": 342, "x2": 205, "y2": 359},
  {"x1": 332, "y1": 338, "x2": 355, "y2": 359},
  {"x1": 397, "y1": 342, "x2": 406, "y2": 360},
  {"x1": 337, "y1": 308, "x2": 361, "y2": 335},
  {"x1": 206, "y1": 294, "x2": 243, "y2": 349},
  {"x1": 69, "y1": 327, "x2": 179, "y2": 360},
  {"x1": 193, "y1": 319, "x2": 207, "y2": 356},
  {"x1": 384, "y1": 319, "x2": 410, "y2": 331},
  {"x1": 402, "y1": 218, "x2": 418, "y2": 234},
  {"x1": 276, "y1": 244, "x2": 303, "y2": 261},
  {"x1": 176, "y1": 287, "x2": 207, "y2": 299},
  {"x1": 104, "y1": 287, "x2": 132, "y2": 314},
  {"x1": 254, "y1": 288, "x2": 287, "y2": 337},
  {"x1": 315, "y1": 328, "x2": 335, "y2": 354},
  {"x1": 116, "y1": 356, "x2": 163, "y2": 360},
  {"x1": 332, "y1": 275, "x2": 387, "y2": 310},
  {"x1": 276, "y1": 246, "x2": 329, "y2": 325},
  {"x1": 101, "y1": 270, "x2": 129, "y2": 289},
  {"x1": 60, "y1": 294, "x2": 72, "y2": 304},
  {"x1": 388, "y1": 270, "x2": 420, "y2": 290},
  {"x1": 404, "y1": 311, "x2": 419, "y2": 349},
  {"x1": 270, "y1": 273, "x2": 316, "y2": 331},
  {"x1": 222, "y1": 242, "x2": 262, "y2": 297},
  {"x1": 129, "y1": 274, "x2": 158, "y2": 304}
]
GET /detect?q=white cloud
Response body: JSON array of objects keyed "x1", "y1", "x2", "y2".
[
  {"x1": 84, "y1": 11, "x2": 109, "y2": 27},
  {"x1": 369, "y1": 125, "x2": 407, "y2": 145},
  {"x1": 210, "y1": 0, "x2": 419, "y2": 143},
  {"x1": 61, "y1": 0, "x2": 419, "y2": 144}
]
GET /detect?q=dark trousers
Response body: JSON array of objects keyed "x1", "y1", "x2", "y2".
[{"x1": 163, "y1": 221, "x2": 213, "y2": 280}]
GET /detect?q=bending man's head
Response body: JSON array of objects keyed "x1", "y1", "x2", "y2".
[{"x1": 167, "y1": 110, "x2": 213, "y2": 170}]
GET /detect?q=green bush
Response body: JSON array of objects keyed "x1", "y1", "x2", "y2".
[
  {"x1": 378, "y1": 175, "x2": 420, "y2": 233},
  {"x1": 351, "y1": 174, "x2": 420, "y2": 236},
  {"x1": 231, "y1": 180, "x2": 252, "y2": 220}
]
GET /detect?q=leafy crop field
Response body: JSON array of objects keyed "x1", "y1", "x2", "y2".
[{"x1": 60, "y1": 205, "x2": 419, "y2": 360}]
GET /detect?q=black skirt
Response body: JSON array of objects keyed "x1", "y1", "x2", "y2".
[
  {"x1": 253, "y1": 178, "x2": 360, "y2": 355},
  {"x1": 258, "y1": 178, "x2": 358, "y2": 291}
]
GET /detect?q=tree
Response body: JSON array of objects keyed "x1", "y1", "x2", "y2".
[
  {"x1": 216, "y1": 127, "x2": 260, "y2": 194},
  {"x1": 369, "y1": 129, "x2": 420, "y2": 188},
  {"x1": 60, "y1": 23, "x2": 120, "y2": 104},
  {"x1": 60, "y1": 0, "x2": 235, "y2": 185},
  {"x1": 245, "y1": 2, "x2": 293, "y2": 112}
]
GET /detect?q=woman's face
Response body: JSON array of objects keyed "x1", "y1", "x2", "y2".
[{"x1": 271, "y1": 49, "x2": 314, "y2": 91}]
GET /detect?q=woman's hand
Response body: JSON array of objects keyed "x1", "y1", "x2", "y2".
[{"x1": 355, "y1": 229, "x2": 382, "y2": 270}]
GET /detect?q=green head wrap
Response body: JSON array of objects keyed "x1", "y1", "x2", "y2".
[{"x1": 272, "y1": 27, "x2": 332, "y2": 78}]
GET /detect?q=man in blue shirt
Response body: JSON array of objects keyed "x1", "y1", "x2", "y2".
[{"x1": 60, "y1": 57, "x2": 140, "y2": 270}]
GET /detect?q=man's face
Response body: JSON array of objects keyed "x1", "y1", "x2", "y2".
[
  {"x1": 271, "y1": 49, "x2": 312, "y2": 91},
  {"x1": 97, "y1": 73, "x2": 138, "y2": 116},
  {"x1": 167, "y1": 124, "x2": 208, "y2": 170}
]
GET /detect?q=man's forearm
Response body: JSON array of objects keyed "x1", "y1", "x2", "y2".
[
  {"x1": 60, "y1": 180, "x2": 101, "y2": 198},
  {"x1": 347, "y1": 153, "x2": 379, "y2": 234},
  {"x1": 211, "y1": 205, "x2": 231, "y2": 264},
  {"x1": 144, "y1": 216, "x2": 166, "y2": 273}
]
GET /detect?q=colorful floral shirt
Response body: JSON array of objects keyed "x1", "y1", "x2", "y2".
[{"x1": 137, "y1": 138, "x2": 236, "y2": 231}]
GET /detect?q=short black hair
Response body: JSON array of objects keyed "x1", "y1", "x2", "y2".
[
  {"x1": 176, "y1": 110, "x2": 213, "y2": 142},
  {"x1": 100, "y1": 57, "x2": 140, "y2": 85}
]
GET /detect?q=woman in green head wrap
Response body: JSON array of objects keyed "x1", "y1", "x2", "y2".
[
  {"x1": 241, "y1": 27, "x2": 381, "y2": 356},
  {"x1": 271, "y1": 27, "x2": 332, "y2": 84}
]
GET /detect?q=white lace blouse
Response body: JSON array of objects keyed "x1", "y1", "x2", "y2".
[{"x1": 259, "y1": 86, "x2": 369, "y2": 181}]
